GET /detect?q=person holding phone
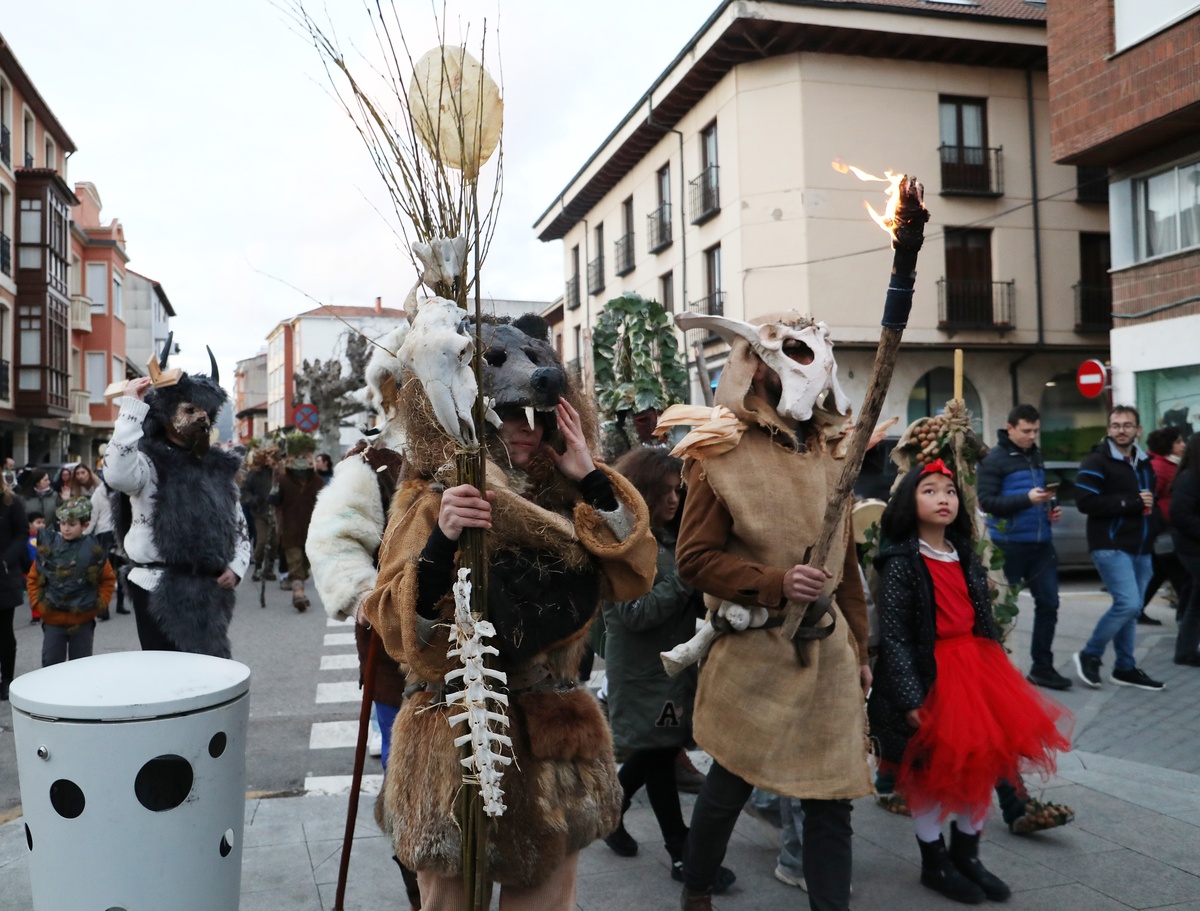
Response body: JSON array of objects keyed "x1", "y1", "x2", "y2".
[{"x1": 978, "y1": 404, "x2": 1071, "y2": 690}]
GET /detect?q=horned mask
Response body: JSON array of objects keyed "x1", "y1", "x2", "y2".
[{"x1": 674, "y1": 312, "x2": 851, "y2": 423}]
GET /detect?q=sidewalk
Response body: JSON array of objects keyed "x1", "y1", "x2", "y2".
[{"x1": 4, "y1": 578, "x2": 1200, "y2": 910}]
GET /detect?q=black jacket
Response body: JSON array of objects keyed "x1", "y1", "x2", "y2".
[
  {"x1": 867, "y1": 535, "x2": 1001, "y2": 764},
  {"x1": 1171, "y1": 468, "x2": 1200, "y2": 558},
  {"x1": 1075, "y1": 440, "x2": 1162, "y2": 555},
  {"x1": 0, "y1": 498, "x2": 30, "y2": 610}
]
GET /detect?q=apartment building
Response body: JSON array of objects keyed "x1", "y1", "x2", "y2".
[
  {"x1": 124, "y1": 269, "x2": 176, "y2": 378},
  {"x1": 1048, "y1": 1, "x2": 1200, "y2": 434},
  {"x1": 233, "y1": 351, "x2": 268, "y2": 444},
  {"x1": 535, "y1": 0, "x2": 1112, "y2": 457}
]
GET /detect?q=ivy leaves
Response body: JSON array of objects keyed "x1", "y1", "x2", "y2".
[{"x1": 592, "y1": 292, "x2": 690, "y2": 418}]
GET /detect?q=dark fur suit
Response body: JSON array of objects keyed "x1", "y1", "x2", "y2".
[{"x1": 113, "y1": 437, "x2": 242, "y2": 658}]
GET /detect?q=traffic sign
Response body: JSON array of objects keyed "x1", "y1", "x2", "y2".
[
  {"x1": 292, "y1": 403, "x2": 319, "y2": 432},
  {"x1": 1076, "y1": 359, "x2": 1108, "y2": 399}
]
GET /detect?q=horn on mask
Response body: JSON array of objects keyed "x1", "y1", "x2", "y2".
[
  {"x1": 207, "y1": 346, "x2": 220, "y2": 384},
  {"x1": 673, "y1": 312, "x2": 761, "y2": 347},
  {"x1": 159, "y1": 331, "x2": 174, "y2": 369}
]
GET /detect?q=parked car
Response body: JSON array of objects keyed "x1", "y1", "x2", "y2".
[{"x1": 1043, "y1": 461, "x2": 1090, "y2": 570}]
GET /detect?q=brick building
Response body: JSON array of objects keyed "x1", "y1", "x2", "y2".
[{"x1": 1048, "y1": 1, "x2": 1200, "y2": 431}]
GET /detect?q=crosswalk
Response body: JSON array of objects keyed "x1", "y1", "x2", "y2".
[{"x1": 304, "y1": 615, "x2": 384, "y2": 797}]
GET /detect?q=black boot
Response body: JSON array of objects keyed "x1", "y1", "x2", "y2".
[
  {"x1": 0, "y1": 679, "x2": 9, "y2": 701},
  {"x1": 679, "y1": 886, "x2": 712, "y2": 911},
  {"x1": 918, "y1": 835, "x2": 986, "y2": 904},
  {"x1": 949, "y1": 822, "x2": 1011, "y2": 901}
]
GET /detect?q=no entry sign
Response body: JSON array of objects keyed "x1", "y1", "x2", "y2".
[
  {"x1": 1076, "y1": 359, "x2": 1108, "y2": 399},
  {"x1": 292, "y1": 403, "x2": 319, "y2": 432}
]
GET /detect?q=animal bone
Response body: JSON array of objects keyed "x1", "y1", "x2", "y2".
[
  {"x1": 412, "y1": 237, "x2": 467, "y2": 294},
  {"x1": 401, "y1": 297, "x2": 477, "y2": 445},
  {"x1": 660, "y1": 602, "x2": 770, "y2": 677}
]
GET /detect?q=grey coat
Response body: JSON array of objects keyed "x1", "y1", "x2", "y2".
[{"x1": 602, "y1": 528, "x2": 700, "y2": 756}]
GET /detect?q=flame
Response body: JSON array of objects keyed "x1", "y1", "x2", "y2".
[{"x1": 832, "y1": 158, "x2": 905, "y2": 238}]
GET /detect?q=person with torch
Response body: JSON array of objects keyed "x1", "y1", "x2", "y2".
[{"x1": 668, "y1": 175, "x2": 929, "y2": 911}]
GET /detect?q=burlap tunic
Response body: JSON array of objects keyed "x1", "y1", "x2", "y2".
[{"x1": 674, "y1": 324, "x2": 873, "y2": 800}]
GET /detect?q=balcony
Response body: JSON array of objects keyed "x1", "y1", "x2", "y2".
[
  {"x1": 937, "y1": 279, "x2": 1015, "y2": 331},
  {"x1": 1074, "y1": 282, "x2": 1112, "y2": 333},
  {"x1": 0, "y1": 233, "x2": 9, "y2": 277},
  {"x1": 0, "y1": 359, "x2": 9, "y2": 401},
  {"x1": 0, "y1": 124, "x2": 9, "y2": 167},
  {"x1": 939, "y1": 145, "x2": 1004, "y2": 197},
  {"x1": 70, "y1": 295, "x2": 93, "y2": 332},
  {"x1": 689, "y1": 291, "x2": 725, "y2": 318},
  {"x1": 689, "y1": 166, "x2": 720, "y2": 224},
  {"x1": 647, "y1": 203, "x2": 672, "y2": 253},
  {"x1": 614, "y1": 232, "x2": 635, "y2": 277},
  {"x1": 23, "y1": 151, "x2": 33, "y2": 169},
  {"x1": 565, "y1": 275, "x2": 580, "y2": 311},
  {"x1": 588, "y1": 254, "x2": 605, "y2": 296},
  {"x1": 70, "y1": 389, "x2": 92, "y2": 424},
  {"x1": 1076, "y1": 166, "x2": 1109, "y2": 204}
]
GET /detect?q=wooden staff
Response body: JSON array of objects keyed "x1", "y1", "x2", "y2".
[
  {"x1": 332, "y1": 628, "x2": 381, "y2": 911},
  {"x1": 782, "y1": 177, "x2": 930, "y2": 641}
]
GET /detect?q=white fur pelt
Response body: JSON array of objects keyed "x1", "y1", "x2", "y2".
[{"x1": 307, "y1": 453, "x2": 387, "y2": 621}]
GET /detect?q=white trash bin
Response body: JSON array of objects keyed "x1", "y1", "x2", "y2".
[{"x1": 10, "y1": 651, "x2": 251, "y2": 911}]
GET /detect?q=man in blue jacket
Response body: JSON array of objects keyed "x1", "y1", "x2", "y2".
[
  {"x1": 1073, "y1": 405, "x2": 1165, "y2": 691},
  {"x1": 978, "y1": 404, "x2": 1071, "y2": 690}
]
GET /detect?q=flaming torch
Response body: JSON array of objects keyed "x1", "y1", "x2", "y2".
[{"x1": 781, "y1": 163, "x2": 930, "y2": 643}]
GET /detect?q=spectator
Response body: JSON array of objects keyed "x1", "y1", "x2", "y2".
[
  {"x1": 0, "y1": 475, "x2": 28, "y2": 700},
  {"x1": 1169, "y1": 433, "x2": 1200, "y2": 666},
  {"x1": 272, "y1": 445, "x2": 323, "y2": 611},
  {"x1": 53, "y1": 465, "x2": 74, "y2": 498},
  {"x1": 977, "y1": 404, "x2": 1070, "y2": 690},
  {"x1": 1073, "y1": 406, "x2": 1164, "y2": 691},
  {"x1": 1140, "y1": 426, "x2": 1189, "y2": 625},
  {"x1": 68, "y1": 463, "x2": 99, "y2": 499},
  {"x1": 315, "y1": 452, "x2": 334, "y2": 485},
  {"x1": 20, "y1": 470, "x2": 60, "y2": 534}
]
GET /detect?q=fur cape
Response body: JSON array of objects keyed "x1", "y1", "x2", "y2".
[
  {"x1": 114, "y1": 436, "x2": 242, "y2": 658},
  {"x1": 362, "y1": 371, "x2": 656, "y2": 887}
]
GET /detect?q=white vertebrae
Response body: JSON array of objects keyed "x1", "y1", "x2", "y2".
[{"x1": 445, "y1": 567, "x2": 512, "y2": 817}]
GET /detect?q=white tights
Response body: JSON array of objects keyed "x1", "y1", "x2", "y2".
[{"x1": 912, "y1": 806, "x2": 982, "y2": 842}]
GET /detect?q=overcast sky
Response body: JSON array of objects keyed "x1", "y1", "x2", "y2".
[{"x1": 3, "y1": 0, "x2": 715, "y2": 381}]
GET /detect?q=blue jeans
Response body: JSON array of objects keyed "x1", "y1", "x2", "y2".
[
  {"x1": 1084, "y1": 550, "x2": 1153, "y2": 671},
  {"x1": 376, "y1": 701, "x2": 399, "y2": 771},
  {"x1": 1000, "y1": 541, "x2": 1060, "y2": 670}
]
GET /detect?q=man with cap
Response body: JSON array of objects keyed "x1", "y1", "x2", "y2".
[{"x1": 105, "y1": 355, "x2": 250, "y2": 659}]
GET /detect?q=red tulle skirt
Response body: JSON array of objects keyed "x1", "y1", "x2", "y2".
[{"x1": 898, "y1": 635, "x2": 1073, "y2": 822}]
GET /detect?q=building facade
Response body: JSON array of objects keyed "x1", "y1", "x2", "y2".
[
  {"x1": 535, "y1": 0, "x2": 1113, "y2": 457},
  {"x1": 233, "y1": 351, "x2": 268, "y2": 444},
  {"x1": 1048, "y1": 0, "x2": 1200, "y2": 435},
  {"x1": 123, "y1": 269, "x2": 175, "y2": 378}
]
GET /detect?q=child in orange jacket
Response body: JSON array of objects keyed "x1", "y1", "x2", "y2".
[{"x1": 27, "y1": 497, "x2": 116, "y2": 667}]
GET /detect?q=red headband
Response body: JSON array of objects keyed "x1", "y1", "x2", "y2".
[{"x1": 920, "y1": 458, "x2": 954, "y2": 479}]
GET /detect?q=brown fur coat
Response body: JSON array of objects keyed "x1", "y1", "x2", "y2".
[{"x1": 363, "y1": 457, "x2": 657, "y2": 887}]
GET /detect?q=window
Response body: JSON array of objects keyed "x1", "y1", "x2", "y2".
[
  {"x1": 86, "y1": 351, "x2": 106, "y2": 404},
  {"x1": 112, "y1": 274, "x2": 123, "y2": 319},
  {"x1": 939, "y1": 97, "x2": 999, "y2": 195},
  {"x1": 588, "y1": 223, "x2": 605, "y2": 295},
  {"x1": 940, "y1": 228, "x2": 1013, "y2": 328},
  {"x1": 18, "y1": 303, "x2": 41, "y2": 391},
  {"x1": 1115, "y1": 0, "x2": 1200, "y2": 51},
  {"x1": 574, "y1": 325, "x2": 583, "y2": 360},
  {"x1": 1135, "y1": 159, "x2": 1200, "y2": 260},
  {"x1": 649, "y1": 164, "x2": 673, "y2": 253},
  {"x1": 112, "y1": 356, "x2": 123, "y2": 388},
  {"x1": 0, "y1": 186, "x2": 9, "y2": 276},
  {"x1": 1076, "y1": 233, "x2": 1112, "y2": 332},
  {"x1": 86, "y1": 262, "x2": 108, "y2": 312},
  {"x1": 691, "y1": 123, "x2": 720, "y2": 223},
  {"x1": 18, "y1": 198, "x2": 41, "y2": 269},
  {"x1": 909, "y1": 368, "x2": 983, "y2": 435},
  {"x1": 615, "y1": 197, "x2": 635, "y2": 276},
  {"x1": 701, "y1": 245, "x2": 723, "y2": 316},
  {"x1": 701, "y1": 122, "x2": 718, "y2": 171},
  {"x1": 0, "y1": 79, "x2": 10, "y2": 168},
  {"x1": 69, "y1": 254, "x2": 81, "y2": 296},
  {"x1": 660, "y1": 271, "x2": 674, "y2": 314},
  {"x1": 566, "y1": 245, "x2": 581, "y2": 310},
  {"x1": 22, "y1": 113, "x2": 34, "y2": 168},
  {"x1": 44, "y1": 137, "x2": 55, "y2": 171}
]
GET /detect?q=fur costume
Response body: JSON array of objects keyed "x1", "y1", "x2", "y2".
[
  {"x1": 362, "y1": 313, "x2": 657, "y2": 889},
  {"x1": 674, "y1": 312, "x2": 874, "y2": 799},
  {"x1": 106, "y1": 377, "x2": 250, "y2": 659}
]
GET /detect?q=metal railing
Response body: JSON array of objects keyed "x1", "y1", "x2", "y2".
[
  {"x1": 0, "y1": 124, "x2": 9, "y2": 167},
  {"x1": 70, "y1": 295, "x2": 93, "y2": 332},
  {"x1": 1076, "y1": 166, "x2": 1109, "y2": 204},
  {"x1": 565, "y1": 275, "x2": 580, "y2": 311},
  {"x1": 70, "y1": 389, "x2": 92, "y2": 423},
  {"x1": 614, "y1": 232, "x2": 635, "y2": 276},
  {"x1": 647, "y1": 203, "x2": 672, "y2": 253},
  {"x1": 937, "y1": 279, "x2": 1015, "y2": 330},
  {"x1": 1074, "y1": 282, "x2": 1112, "y2": 332},
  {"x1": 939, "y1": 145, "x2": 1004, "y2": 196},
  {"x1": 0, "y1": 234, "x2": 9, "y2": 277},
  {"x1": 689, "y1": 166, "x2": 720, "y2": 224},
  {"x1": 588, "y1": 254, "x2": 605, "y2": 296},
  {"x1": 689, "y1": 291, "x2": 725, "y2": 318},
  {"x1": 0, "y1": 359, "x2": 9, "y2": 401},
  {"x1": 23, "y1": 151, "x2": 33, "y2": 169}
]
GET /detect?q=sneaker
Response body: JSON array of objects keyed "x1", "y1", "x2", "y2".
[
  {"x1": 1110, "y1": 666, "x2": 1165, "y2": 691},
  {"x1": 1026, "y1": 667, "x2": 1073, "y2": 690},
  {"x1": 773, "y1": 865, "x2": 808, "y2": 892},
  {"x1": 1136, "y1": 611, "x2": 1163, "y2": 626},
  {"x1": 604, "y1": 823, "x2": 638, "y2": 857},
  {"x1": 1073, "y1": 651, "x2": 1102, "y2": 689},
  {"x1": 367, "y1": 727, "x2": 383, "y2": 758}
]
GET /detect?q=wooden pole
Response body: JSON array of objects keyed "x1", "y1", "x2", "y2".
[
  {"x1": 782, "y1": 177, "x2": 928, "y2": 641},
  {"x1": 953, "y1": 348, "x2": 963, "y2": 403}
]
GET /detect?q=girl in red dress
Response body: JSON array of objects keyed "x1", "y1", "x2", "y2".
[{"x1": 868, "y1": 460, "x2": 1071, "y2": 904}]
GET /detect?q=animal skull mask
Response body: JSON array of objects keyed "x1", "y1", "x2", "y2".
[{"x1": 675, "y1": 312, "x2": 851, "y2": 422}]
